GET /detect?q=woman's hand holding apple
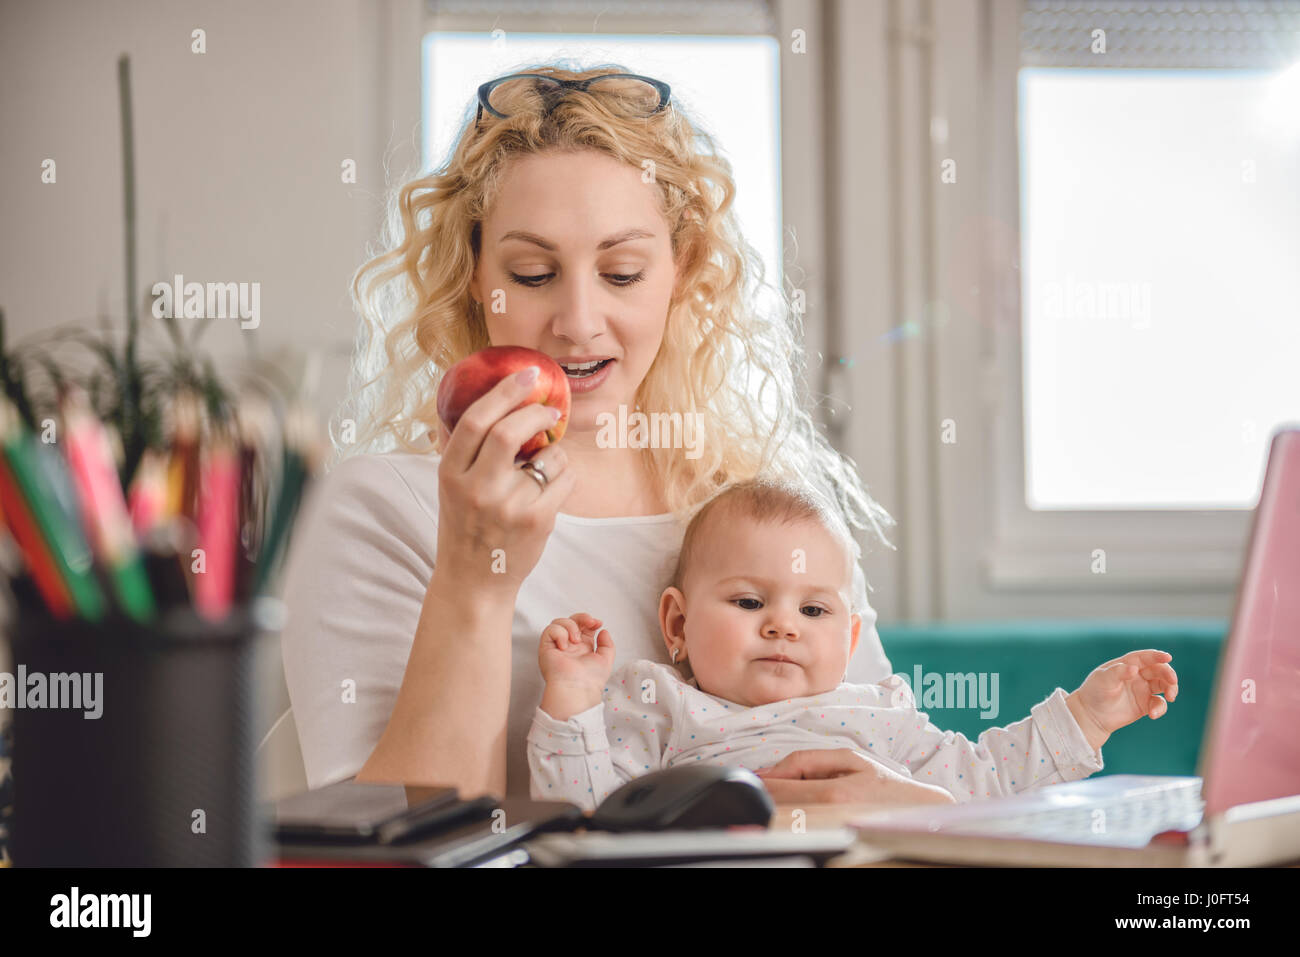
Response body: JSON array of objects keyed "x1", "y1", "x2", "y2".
[
  {"x1": 433, "y1": 363, "x2": 577, "y2": 598},
  {"x1": 538, "y1": 612, "x2": 615, "y2": 720}
]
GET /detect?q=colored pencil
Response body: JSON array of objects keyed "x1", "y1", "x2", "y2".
[
  {"x1": 252, "y1": 404, "x2": 319, "y2": 594},
  {"x1": 127, "y1": 447, "x2": 169, "y2": 537},
  {"x1": 0, "y1": 399, "x2": 105, "y2": 621},
  {"x1": 61, "y1": 388, "x2": 156, "y2": 623},
  {"x1": 0, "y1": 451, "x2": 74, "y2": 619},
  {"x1": 166, "y1": 390, "x2": 201, "y2": 523},
  {"x1": 194, "y1": 435, "x2": 240, "y2": 621}
]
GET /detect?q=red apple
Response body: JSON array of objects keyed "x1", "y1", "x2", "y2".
[{"x1": 435, "y1": 346, "x2": 571, "y2": 462}]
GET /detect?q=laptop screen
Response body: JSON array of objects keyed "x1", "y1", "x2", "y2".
[{"x1": 1198, "y1": 427, "x2": 1300, "y2": 817}]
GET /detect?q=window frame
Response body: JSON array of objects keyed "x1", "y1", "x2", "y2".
[{"x1": 984, "y1": 0, "x2": 1253, "y2": 592}]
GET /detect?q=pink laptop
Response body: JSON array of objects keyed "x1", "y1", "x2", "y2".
[{"x1": 852, "y1": 427, "x2": 1300, "y2": 867}]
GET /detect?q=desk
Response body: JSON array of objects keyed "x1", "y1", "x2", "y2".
[
  {"x1": 770, "y1": 802, "x2": 1300, "y2": 868},
  {"x1": 285, "y1": 786, "x2": 1300, "y2": 868}
]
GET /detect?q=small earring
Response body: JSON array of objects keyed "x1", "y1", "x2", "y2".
[{"x1": 671, "y1": 648, "x2": 680, "y2": 664}]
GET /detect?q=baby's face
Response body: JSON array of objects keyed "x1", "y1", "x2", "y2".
[{"x1": 664, "y1": 516, "x2": 862, "y2": 707}]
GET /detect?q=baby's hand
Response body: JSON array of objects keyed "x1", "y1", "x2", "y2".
[
  {"x1": 1067, "y1": 649, "x2": 1179, "y2": 751},
  {"x1": 537, "y1": 613, "x2": 615, "y2": 720}
]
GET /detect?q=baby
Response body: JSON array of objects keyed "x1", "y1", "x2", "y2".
[{"x1": 527, "y1": 478, "x2": 1179, "y2": 811}]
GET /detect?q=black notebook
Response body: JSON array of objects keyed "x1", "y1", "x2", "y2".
[{"x1": 270, "y1": 780, "x2": 583, "y2": 866}]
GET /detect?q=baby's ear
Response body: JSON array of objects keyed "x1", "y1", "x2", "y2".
[
  {"x1": 659, "y1": 587, "x2": 687, "y2": 652},
  {"x1": 849, "y1": 613, "x2": 862, "y2": 658}
]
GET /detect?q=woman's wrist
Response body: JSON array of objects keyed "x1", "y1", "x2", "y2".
[
  {"x1": 425, "y1": 561, "x2": 519, "y2": 623},
  {"x1": 357, "y1": 559, "x2": 517, "y2": 796},
  {"x1": 413, "y1": 564, "x2": 520, "y2": 670}
]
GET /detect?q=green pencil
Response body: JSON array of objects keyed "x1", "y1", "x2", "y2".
[
  {"x1": 0, "y1": 402, "x2": 106, "y2": 621},
  {"x1": 252, "y1": 405, "x2": 318, "y2": 595}
]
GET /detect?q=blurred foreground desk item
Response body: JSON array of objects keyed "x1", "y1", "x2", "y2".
[
  {"x1": 772, "y1": 803, "x2": 946, "y2": 868},
  {"x1": 779, "y1": 801, "x2": 1300, "y2": 869},
  {"x1": 511, "y1": 801, "x2": 934, "y2": 868}
]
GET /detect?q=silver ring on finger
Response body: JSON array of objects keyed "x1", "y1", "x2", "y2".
[{"x1": 519, "y1": 457, "x2": 548, "y2": 490}]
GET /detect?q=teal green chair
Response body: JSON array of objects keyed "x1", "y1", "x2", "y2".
[{"x1": 876, "y1": 620, "x2": 1227, "y2": 778}]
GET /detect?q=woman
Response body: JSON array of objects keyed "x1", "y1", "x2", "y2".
[{"x1": 281, "y1": 64, "x2": 952, "y2": 806}]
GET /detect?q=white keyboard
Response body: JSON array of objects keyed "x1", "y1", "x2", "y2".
[{"x1": 945, "y1": 782, "x2": 1205, "y2": 844}]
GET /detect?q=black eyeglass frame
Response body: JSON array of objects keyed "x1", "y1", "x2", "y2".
[{"x1": 474, "y1": 73, "x2": 672, "y2": 132}]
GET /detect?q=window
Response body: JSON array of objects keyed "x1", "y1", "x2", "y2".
[
  {"x1": 1019, "y1": 65, "x2": 1300, "y2": 509},
  {"x1": 1017, "y1": 1, "x2": 1300, "y2": 512},
  {"x1": 984, "y1": 0, "x2": 1300, "y2": 589}
]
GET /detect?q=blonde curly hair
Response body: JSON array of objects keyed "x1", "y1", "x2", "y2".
[{"x1": 336, "y1": 61, "x2": 896, "y2": 557}]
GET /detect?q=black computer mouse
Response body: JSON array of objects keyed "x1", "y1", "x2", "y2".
[{"x1": 589, "y1": 765, "x2": 775, "y2": 832}]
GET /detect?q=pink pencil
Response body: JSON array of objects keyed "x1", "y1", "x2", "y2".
[
  {"x1": 195, "y1": 437, "x2": 240, "y2": 621},
  {"x1": 127, "y1": 448, "x2": 168, "y2": 536}
]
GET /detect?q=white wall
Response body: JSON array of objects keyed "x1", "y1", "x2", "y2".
[{"x1": 0, "y1": 0, "x2": 424, "y2": 437}]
